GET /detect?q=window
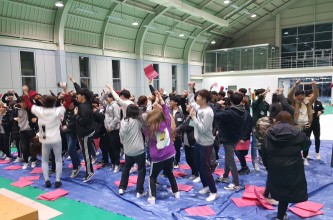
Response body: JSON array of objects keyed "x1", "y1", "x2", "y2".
[
  {"x1": 153, "y1": 64, "x2": 159, "y2": 90},
  {"x1": 79, "y1": 56, "x2": 90, "y2": 89},
  {"x1": 112, "y1": 60, "x2": 121, "y2": 91},
  {"x1": 172, "y1": 65, "x2": 177, "y2": 92},
  {"x1": 20, "y1": 51, "x2": 36, "y2": 91}
]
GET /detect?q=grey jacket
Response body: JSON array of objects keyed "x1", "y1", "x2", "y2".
[
  {"x1": 119, "y1": 118, "x2": 145, "y2": 157},
  {"x1": 104, "y1": 101, "x2": 121, "y2": 131}
]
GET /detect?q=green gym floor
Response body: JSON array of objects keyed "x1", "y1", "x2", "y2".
[{"x1": 0, "y1": 177, "x2": 131, "y2": 220}]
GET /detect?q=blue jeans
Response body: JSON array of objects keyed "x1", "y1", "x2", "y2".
[
  {"x1": 194, "y1": 143, "x2": 217, "y2": 193},
  {"x1": 251, "y1": 131, "x2": 258, "y2": 166},
  {"x1": 67, "y1": 133, "x2": 80, "y2": 170}
]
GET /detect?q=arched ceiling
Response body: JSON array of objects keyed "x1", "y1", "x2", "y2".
[{"x1": 0, "y1": 0, "x2": 301, "y2": 62}]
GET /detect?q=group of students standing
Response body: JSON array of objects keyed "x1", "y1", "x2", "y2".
[{"x1": 0, "y1": 77, "x2": 323, "y2": 219}]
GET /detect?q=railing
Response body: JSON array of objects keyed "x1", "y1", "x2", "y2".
[{"x1": 268, "y1": 55, "x2": 333, "y2": 69}]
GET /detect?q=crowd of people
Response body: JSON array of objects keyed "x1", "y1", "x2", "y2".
[{"x1": 0, "y1": 76, "x2": 324, "y2": 220}]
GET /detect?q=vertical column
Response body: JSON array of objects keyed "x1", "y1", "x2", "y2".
[
  {"x1": 55, "y1": 50, "x2": 67, "y2": 90},
  {"x1": 136, "y1": 58, "x2": 146, "y2": 96},
  {"x1": 275, "y1": 13, "x2": 281, "y2": 48}
]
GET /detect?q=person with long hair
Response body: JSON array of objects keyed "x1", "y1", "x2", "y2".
[
  {"x1": 23, "y1": 85, "x2": 70, "y2": 188},
  {"x1": 146, "y1": 92, "x2": 179, "y2": 205},
  {"x1": 118, "y1": 104, "x2": 147, "y2": 198},
  {"x1": 264, "y1": 111, "x2": 311, "y2": 220}
]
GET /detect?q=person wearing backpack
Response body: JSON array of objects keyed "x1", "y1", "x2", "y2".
[{"x1": 146, "y1": 92, "x2": 179, "y2": 205}]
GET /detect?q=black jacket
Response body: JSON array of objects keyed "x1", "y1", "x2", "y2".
[
  {"x1": 177, "y1": 116, "x2": 195, "y2": 147},
  {"x1": 93, "y1": 109, "x2": 106, "y2": 138},
  {"x1": 75, "y1": 101, "x2": 95, "y2": 138},
  {"x1": 264, "y1": 122, "x2": 311, "y2": 203},
  {"x1": 214, "y1": 105, "x2": 246, "y2": 144},
  {"x1": 64, "y1": 108, "x2": 77, "y2": 136},
  {"x1": 312, "y1": 100, "x2": 324, "y2": 123},
  {"x1": 241, "y1": 110, "x2": 252, "y2": 141},
  {"x1": 252, "y1": 95, "x2": 269, "y2": 127}
]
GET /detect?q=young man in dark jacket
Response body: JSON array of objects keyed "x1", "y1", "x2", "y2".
[
  {"x1": 169, "y1": 95, "x2": 184, "y2": 168},
  {"x1": 68, "y1": 75, "x2": 95, "y2": 182},
  {"x1": 214, "y1": 92, "x2": 246, "y2": 191},
  {"x1": 251, "y1": 88, "x2": 269, "y2": 172}
]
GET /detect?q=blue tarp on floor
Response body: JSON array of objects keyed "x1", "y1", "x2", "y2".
[{"x1": 1, "y1": 140, "x2": 333, "y2": 220}]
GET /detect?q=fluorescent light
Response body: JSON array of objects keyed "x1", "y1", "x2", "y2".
[
  {"x1": 75, "y1": 8, "x2": 95, "y2": 14},
  {"x1": 132, "y1": 21, "x2": 139, "y2": 26},
  {"x1": 224, "y1": 0, "x2": 230, "y2": 4},
  {"x1": 107, "y1": 16, "x2": 123, "y2": 21},
  {"x1": 211, "y1": 40, "x2": 216, "y2": 44},
  {"x1": 284, "y1": 32, "x2": 289, "y2": 35},
  {"x1": 251, "y1": 14, "x2": 257, "y2": 18},
  {"x1": 55, "y1": 1, "x2": 64, "y2": 7},
  {"x1": 179, "y1": 33, "x2": 185, "y2": 37}
]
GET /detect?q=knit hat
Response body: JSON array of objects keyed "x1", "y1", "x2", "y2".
[
  {"x1": 220, "y1": 86, "x2": 225, "y2": 92},
  {"x1": 28, "y1": 90, "x2": 38, "y2": 98}
]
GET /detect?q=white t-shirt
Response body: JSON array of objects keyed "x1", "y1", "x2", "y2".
[{"x1": 297, "y1": 102, "x2": 309, "y2": 125}]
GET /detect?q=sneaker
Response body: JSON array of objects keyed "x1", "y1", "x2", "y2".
[
  {"x1": 189, "y1": 175, "x2": 196, "y2": 180},
  {"x1": 206, "y1": 193, "x2": 218, "y2": 202},
  {"x1": 31, "y1": 161, "x2": 36, "y2": 168},
  {"x1": 145, "y1": 159, "x2": 150, "y2": 166},
  {"x1": 130, "y1": 166, "x2": 137, "y2": 174},
  {"x1": 303, "y1": 158, "x2": 309, "y2": 166},
  {"x1": 224, "y1": 183, "x2": 240, "y2": 191},
  {"x1": 199, "y1": 187, "x2": 210, "y2": 195},
  {"x1": 210, "y1": 162, "x2": 219, "y2": 173},
  {"x1": 4, "y1": 157, "x2": 11, "y2": 161},
  {"x1": 114, "y1": 165, "x2": 120, "y2": 173},
  {"x1": 83, "y1": 172, "x2": 95, "y2": 183},
  {"x1": 316, "y1": 153, "x2": 321, "y2": 160},
  {"x1": 216, "y1": 177, "x2": 229, "y2": 183},
  {"x1": 306, "y1": 155, "x2": 312, "y2": 159},
  {"x1": 174, "y1": 191, "x2": 180, "y2": 199},
  {"x1": 55, "y1": 181, "x2": 62, "y2": 188},
  {"x1": 254, "y1": 162, "x2": 260, "y2": 172},
  {"x1": 265, "y1": 197, "x2": 279, "y2": 206},
  {"x1": 119, "y1": 189, "x2": 125, "y2": 195},
  {"x1": 22, "y1": 163, "x2": 28, "y2": 170},
  {"x1": 136, "y1": 191, "x2": 147, "y2": 198},
  {"x1": 70, "y1": 167, "x2": 81, "y2": 178},
  {"x1": 147, "y1": 196, "x2": 156, "y2": 205},
  {"x1": 92, "y1": 157, "x2": 97, "y2": 164},
  {"x1": 45, "y1": 180, "x2": 51, "y2": 188},
  {"x1": 66, "y1": 156, "x2": 71, "y2": 160},
  {"x1": 173, "y1": 162, "x2": 179, "y2": 169},
  {"x1": 193, "y1": 177, "x2": 201, "y2": 183},
  {"x1": 238, "y1": 167, "x2": 250, "y2": 175}
]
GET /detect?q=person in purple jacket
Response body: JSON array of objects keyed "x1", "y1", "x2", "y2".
[{"x1": 146, "y1": 92, "x2": 179, "y2": 205}]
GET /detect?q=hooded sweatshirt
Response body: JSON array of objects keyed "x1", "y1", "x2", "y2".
[
  {"x1": 119, "y1": 118, "x2": 145, "y2": 157},
  {"x1": 147, "y1": 104, "x2": 176, "y2": 163},
  {"x1": 214, "y1": 105, "x2": 246, "y2": 144}
]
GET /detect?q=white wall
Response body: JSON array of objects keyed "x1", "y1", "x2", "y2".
[{"x1": 0, "y1": 45, "x2": 198, "y2": 98}]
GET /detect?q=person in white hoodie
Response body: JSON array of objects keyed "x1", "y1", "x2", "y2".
[
  {"x1": 23, "y1": 87, "x2": 70, "y2": 188},
  {"x1": 118, "y1": 104, "x2": 147, "y2": 198}
]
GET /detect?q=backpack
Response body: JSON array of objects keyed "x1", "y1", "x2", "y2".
[
  {"x1": 156, "y1": 127, "x2": 170, "y2": 150},
  {"x1": 254, "y1": 116, "x2": 272, "y2": 150}
]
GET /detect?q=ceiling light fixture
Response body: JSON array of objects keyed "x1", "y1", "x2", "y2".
[
  {"x1": 284, "y1": 32, "x2": 289, "y2": 35},
  {"x1": 179, "y1": 33, "x2": 185, "y2": 37},
  {"x1": 132, "y1": 21, "x2": 139, "y2": 26},
  {"x1": 211, "y1": 40, "x2": 216, "y2": 44},
  {"x1": 224, "y1": 0, "x2": 230, "y2": 4},
  {"x1": 55, "y1": 1, "x2": 64, "y2": 7},
  {"x1": 251, "y1": 14, "x2": 257, "y2": 18}
]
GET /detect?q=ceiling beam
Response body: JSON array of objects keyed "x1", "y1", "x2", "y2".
[
  {"x1": 162, "y1": 14, "x2": 191, "y2": 57},
  {"x1": 54, "y1": 0, "x2": 75, "y2": 50},
  {"x1": 233, "y1": 0, "x2": 303, "y2": 40},
  {"x1": 146, "y1": 0, "x2": 229, "y2": 27},
  {"x1": 183, "y1": 22, "x2": 215, "y2": 63},
  {"x1": 135, "y1": 5, "x2": 169, "y2": 57},
  {"x1": 100, "y1": 1, "x2": 125, "y2": 50},
  {"x1": 197, "y1": 0, "x2": 213, "y2": 9}
]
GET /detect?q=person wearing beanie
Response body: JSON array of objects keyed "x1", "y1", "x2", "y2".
[
  {"x1": 68, "y1": 75, "x2": 96, "y2": 182},
  {"x1": 287, "y1": 79, "x2": 318, "y2": 166},
  {"x1": 251, "y1": 88, "x2": 270, "y2": 172}
]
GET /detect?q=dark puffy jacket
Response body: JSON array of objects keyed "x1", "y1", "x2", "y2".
[
  {"x1": 171, "y1": 107, "x2": 184, "y2": 138},
  {"x1": 64, "y1": 108, "x2": 77, "y2": 136},
  {"x1": 75, "y1": 101, "x2": 95, "y2": 138},
  {"x1": 177, "y1": 116, "x2": 195, "y2": 147},
  {"x1": 264, "y1": 122, "x2": 311, "y2": 203},
  {"x1": 214, "y1": 105, "x2": 246, "y2": 144},
  {"x1": 240, "y1": 110, "x2": 252, "y2": 141},
  {"x1": 93, "y1": 109, "x2": 106, "y2": 138},
  {"x1": 252, "y1": 95, "x2": 270, "y2": 127}
]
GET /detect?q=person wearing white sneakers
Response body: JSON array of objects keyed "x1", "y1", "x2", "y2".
[
  {"x1": 0, "y1": 102, "x2": 12, "y2": 162},
  {"x1": 304, "y1": 90, "x2": 324, "y2": 161},
  {"x1": 287, "y1": 80, "x2": 318, "y2": 166},
  {"x1": 118, "y1": 105, "x2": 147, "y2": 198},
  {"x1": 146, "y1": 92, "x2": 179, "y2": 205},
  {"x1": 188, "y1": 84, "x2": 218, "y2": 202},
  {"x1": 23, "y1": 84, "x2": 71, "y2": 188}
]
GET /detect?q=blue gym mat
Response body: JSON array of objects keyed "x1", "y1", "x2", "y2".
[{"x1": 1, "y1": 140, "x2": 333, "y2": 220}]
